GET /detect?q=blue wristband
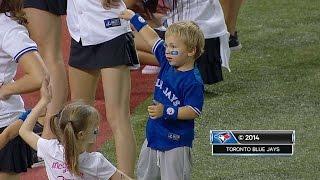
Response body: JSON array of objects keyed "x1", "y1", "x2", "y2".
[
  {"x1": 19, "y1": 109, "x2": 32, "y2": 121},
  {"x1": 162, "y1": 105, "x2": 178, "y2": 121},
  {"x1": 130, "y1": 13, "x2": 147, "y2": 32}
]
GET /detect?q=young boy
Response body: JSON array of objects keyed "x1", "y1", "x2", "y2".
[{"x1": 120, "y1": 10, "x2": 205, "y2": 180}]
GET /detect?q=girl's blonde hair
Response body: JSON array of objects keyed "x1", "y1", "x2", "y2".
[
  {"x1": 165, "y1": 21, "x2": 205, "y2": 59},
  {"x1": 50, "y1": 101, "x2": 100, "y2": 176},
  {"x1": 0, "y1": 0, "x2": 27, "y2": 25}
]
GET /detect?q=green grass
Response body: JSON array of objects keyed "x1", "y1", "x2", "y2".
[{"x1": 102, "y1": 0, "x2": 320, "y2": 179}]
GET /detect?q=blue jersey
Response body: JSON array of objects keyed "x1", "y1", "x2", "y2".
[{"x1": 146, "y1": 39, "x2": 204, "y2": 151}]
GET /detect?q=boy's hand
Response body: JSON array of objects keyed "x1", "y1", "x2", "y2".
[
  {"x1": 101, "y1": 0, "x2": 121, "y2": 9},
  {"x1": 39, "y1": 76, "x2": 52, "y2": 105},
  {"x1": 119, "y1": 9, "x2": 135, "y2": 21},
  {"x1": 148, "y1": 103, "x2": 164, "y2": 119}
]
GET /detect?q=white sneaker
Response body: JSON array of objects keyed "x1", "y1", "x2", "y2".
[{"x1": 142, "y1": 65, "x2": 160, "y2": 74}]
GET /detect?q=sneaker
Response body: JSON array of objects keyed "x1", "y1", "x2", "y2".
[
  {"x1": 229, "y1": 31, "x2": 242, "y2": 51},
  {"x1": 142, "y1": 65, "x2": 160, "y2": 74}
]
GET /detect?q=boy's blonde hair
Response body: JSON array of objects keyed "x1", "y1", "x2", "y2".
[{"x1": 165, "y1": 21, "x2": 205, "y2": 59}]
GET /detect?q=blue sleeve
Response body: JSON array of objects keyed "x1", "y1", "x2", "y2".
[
  {"x1": 183, "y1": 83, "x2": 204, "y2": 116},
  {"x1": 19, "y1": 109, "x2": 32, "y2": 121},
  {"x1": 152, "y1": 39, "x2": 168, "y2": 68}
]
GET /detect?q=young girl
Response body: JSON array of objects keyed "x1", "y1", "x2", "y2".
[
  {"x1": 67, "y1": 0, "x2": 138, "y2": 177},
  {"x1": 0, "y1": 0, "x2": 46, "y2": 179},
  {"x1": 19, "y1": 78, "x2": 132, "y2": 180}
]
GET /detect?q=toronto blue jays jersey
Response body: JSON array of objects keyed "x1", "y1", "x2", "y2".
[{"x1": 146, "y1": 39, "x2": 204, "y2": 151}]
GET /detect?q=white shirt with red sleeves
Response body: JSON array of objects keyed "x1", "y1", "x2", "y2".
[
  {"x1": 37, "y1": 138, "x2": 117, "y2": 180},
  {"x1": 0, "y1": 13, "x2": 37, "y2": 127}
]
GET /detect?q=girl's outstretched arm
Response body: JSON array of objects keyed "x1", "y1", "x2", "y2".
[{"x1": 19, "y1": 77, "x2": 52, "y2": 150}]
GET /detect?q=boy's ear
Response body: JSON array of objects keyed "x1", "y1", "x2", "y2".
[{"x1": 187, "y1": 48, "x2": 196, "y2": 57}]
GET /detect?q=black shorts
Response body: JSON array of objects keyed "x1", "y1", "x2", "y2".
[
  {"x1": 0, "y1": 126, "x2": 33, "y2": 173},
  {"x1": 196, "y1": 37, "x2": 223, "y2": 85},
  {"x1": 69, "y1": 33, "x2": 140, "y2": 70},
  {"x1": 24, "y1": 0, "x2": 67, "y2": 15}
]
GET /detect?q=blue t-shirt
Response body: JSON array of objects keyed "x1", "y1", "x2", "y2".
[{"x1": 146, "y1": 39, "x2": 204, "y2": 151}]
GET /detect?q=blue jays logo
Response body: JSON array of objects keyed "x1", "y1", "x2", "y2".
[
  {"x1": 216, "y1": 132, "x2": 231, "y2": 143},
  {"x1": 211, "y1": 130, "x2": 239, "y2": 144}
]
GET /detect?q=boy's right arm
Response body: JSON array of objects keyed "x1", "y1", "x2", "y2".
[{"x1": 120, "y1": 9, "x2": 160, "y2": 51}]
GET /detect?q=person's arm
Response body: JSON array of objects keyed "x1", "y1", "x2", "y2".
[
  {"x1": 0, "y1": 132, "x2": 10, "y2": 150},
  {"x1": 19, "y1": 77, "x2": 52, "y2": 150},
  {"x1": 96, "y1": 153, "x2": 134, "y2": 180},
  {"x1": 119, "y1": 9, "x2": 160, "y2": 50},
  {"x1": 0, "y1": 109, "x2": 35, "y2": 149},
  {"x1": 148, "y1": 103, "x2": 199, "y2": 120},
  {"x1": 148, "y1": 83, "x2": 204, "y2": 120},
  {"x1": 0, "y1": 109, "x2": 45, "y2": 149},
  {"x1": 0, "y1": 51, "x2": 47, "y2": 100},
  {"x1": 101, "y1": 0, "x2": 137, "y2": 9},
  {"x1": 0, "y1": 120, "x2": 23, "y2": 150},
  {"x1": 110, "y1": 170, "x2": 134, "y2": 180}
]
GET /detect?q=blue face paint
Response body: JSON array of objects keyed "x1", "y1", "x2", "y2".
[{"x1": 170, "y1": 50, "x2": 179, "y2": 56}]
